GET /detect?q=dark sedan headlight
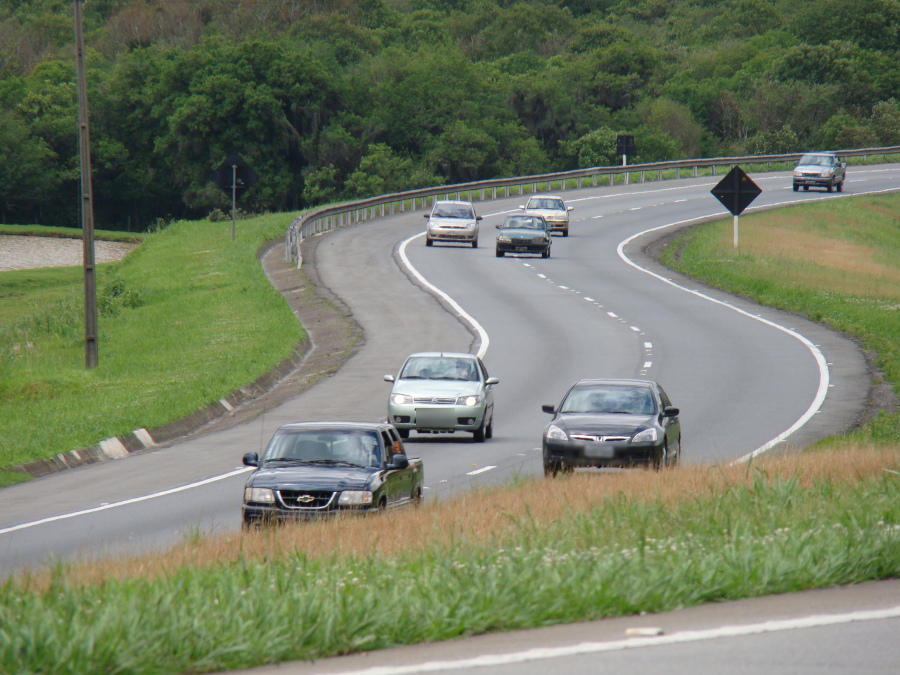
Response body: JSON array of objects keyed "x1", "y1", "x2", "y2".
[
  {"x1": 632, "y1": 427, "x2": 658, "y2": 443},
  {"x1": 497, "y1": 235, "x2": 512, "y2": 243},
  {"x1": 545, "y1": 424, "x2": 568, "y2": 441},
  {"x1": 338, "y1": 490, "x2": 373, "y2": 506},
  {"x1": 244, "y1": 487, "x2": 275, "y2": 503},
  {"x1": 457, "y1": 394, "x2": 481, "y2": 406},
  {"x1": 392, "y1": 393, "x2": 413, "y2": 405}
]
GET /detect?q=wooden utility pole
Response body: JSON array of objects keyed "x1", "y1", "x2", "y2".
[{"x1": 74, "y1": 0, "x2": 98, "y2": 368}]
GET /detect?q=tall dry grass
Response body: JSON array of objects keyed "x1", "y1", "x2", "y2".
[{"x1": 40, "y1": 446, "x2": 899, "y2": 591}]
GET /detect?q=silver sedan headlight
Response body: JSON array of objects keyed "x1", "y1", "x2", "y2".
[
  {"x1": 545, "y1": 424, "x2": 568, "y2": 441},
  {"x1": 497, "y1": 235, "x2": 512, "y2": 243},
  {"x1": 338, "y1": 490, "x2": 373, "y2": 506},
  {"x1": 392, "y1": 393, "x2": 413, "y2": 405},
  {"x1": 244, "y1": 487, "x2": 275, "y2": 503},
  {"x1": 457, "y1": 394, "x2": 481, "y2": 406}
]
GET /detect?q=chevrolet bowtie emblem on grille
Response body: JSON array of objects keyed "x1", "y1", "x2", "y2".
[{"x1": 297, "y1": 494, "x2": 315, "y2": 504}]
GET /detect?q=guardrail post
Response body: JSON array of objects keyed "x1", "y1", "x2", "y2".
[
  {"x1": 641, "y1": 170, "x2": 645, "y2": 183},
  {"x1": 593, "y1": 174, "x2": 597, "y2": 187},
  {"x1": 693, "y1": 166, "x2": 698, "y2": 177}
]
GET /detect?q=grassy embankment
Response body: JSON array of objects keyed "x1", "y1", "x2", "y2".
[
  {"x1": 0, "y1": 190, "x2": 898, "y2": 674},
  {"x1": 0, "y1": 216, "x2": 304, "y2": 486}
]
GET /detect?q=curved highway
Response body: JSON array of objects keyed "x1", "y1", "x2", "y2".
[{"x1": 1, "y1": 165, "x2": 898, "y2": 575}]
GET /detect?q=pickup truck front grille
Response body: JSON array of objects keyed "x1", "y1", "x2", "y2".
[{"x1": 277, "y1": 490, "x2": 336, "y2": 509}]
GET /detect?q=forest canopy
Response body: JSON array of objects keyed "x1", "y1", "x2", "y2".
[{"x1": 1, "y1": 0, "x2": 899, "y2": 230}]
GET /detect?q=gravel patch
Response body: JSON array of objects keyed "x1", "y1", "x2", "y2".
[{"x1": 0, "y1": 235, "x2": 137, "y2": 271}]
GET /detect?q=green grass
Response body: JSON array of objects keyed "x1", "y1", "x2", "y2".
[
  {"x1": 0, "y1": 224, "x2": 143, "y2": 242},
  {"x1": 0, "y1": 216, "x2": 304, "y2": 483},
  {"x1": 661, "y1": 192, "x2": 900, "y2": 445},
  {"x1": 1, "y1": 466, "x2": 897, "y2": 674}
]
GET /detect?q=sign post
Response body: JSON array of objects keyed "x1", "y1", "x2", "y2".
[
  {"x1": 710, "y1": 166, "x2": 761, "y2": 248},
  {"x1": 210, "y1": 154, "x2": 258, "y2": 240},
  {"x1": 616, "y1": 134, "x2": 635, "y2": 167}
]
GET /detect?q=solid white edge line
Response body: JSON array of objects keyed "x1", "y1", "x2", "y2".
[
  {"x1": 321, "y1": 606, "x2": 900, "y2": 675},
  {"x1": 616, "y1": 210, "x2": 829, "y2": 463},
  {"x1": 0, "y1": 467, "x2": 254, "y2": 536},
  {"x1": 399, "y1": 232, "x2": 490, "y2": 360}
]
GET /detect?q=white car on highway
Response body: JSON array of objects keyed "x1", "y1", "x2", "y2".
[{"x1": 519, "y1": 195, "x2": 573, "y2": 236}]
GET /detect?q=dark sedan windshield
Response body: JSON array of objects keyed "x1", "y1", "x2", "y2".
[
  {"x1": 561, "y1": 386, "x2": 655, "y2": 415},
  {"x1": 502, "y1": 216, "x2": 545, "y2": 230},
  {"x1": 263, "y1": 431, "x2": 381, "y2": 468}
]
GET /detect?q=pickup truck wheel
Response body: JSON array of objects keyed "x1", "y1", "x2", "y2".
[
  {"x1": 803, "y1": 185, "x2": 809, "y2": 191},
  {"x1": 425, "y1": 237, "x2": 433, "y2": 247},
  {"x1": 496, "y1": 249, "x2": 504, "y2": 257},
  {"x1": 827, "y1": 181, "x2": 834, "y2": 192},
  {"x1": 793, "y1": 183, "x2": 799, "y2": 192},
  {"x1": 562, "y1": 229, "x2": 569, "y2": 237},
  {"x1": 412, "y1": 487, "x2": 422, "y2": 507},
  {"x1": 837, "y1": 181, "x2": 843, "y2": 192}
]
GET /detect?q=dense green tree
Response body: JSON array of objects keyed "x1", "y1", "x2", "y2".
[{"x1": 0, "y1": 110, "x2": 58, "y2": 223}]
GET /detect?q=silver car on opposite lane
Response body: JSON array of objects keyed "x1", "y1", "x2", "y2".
[{"x1": 384, "y1": 352, "x2": 498, "y2": 442}]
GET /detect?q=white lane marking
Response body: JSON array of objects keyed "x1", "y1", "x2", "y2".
[
  {"x1": 466, "y1": 466, "x2": 497, "y2": 475},
  {"x1": 630, "y1": 326, "x2": 641, "y2": 332},
  {"x1": 643, "y1": 362, "x2": 652, "y2": 369},
  {"x1": 644, "y1": 342, "x2": 652, "y2": 349},
  {"x1": 399, "y1": 233, "x2": 490, "y2": 360},
  {"x1": 616, "y1": 205, "x2": 835, "y2": 462},
  {"x1": 537, "y1": 274, "x2": 546, "y2": 279},
  {"x1": 584, "y1": 297, "x2": 595, "y2": 302},
  {"x1": 0, "y1": 467, "x2": 254, "y2": 536},
  {"x1": 558, "y1": 285, "x2": 569, "y2": 290},
  {"x1": 322, "y1": 606, "x2": 900, "y2": 674},
  {"x1": 607, "y1": 312, "x2": 618, "y2": 318},
  {"x1": 592, "y1": 214, "x2": 604, "y2": 219}
]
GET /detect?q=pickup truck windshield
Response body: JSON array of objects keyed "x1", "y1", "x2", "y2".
[{"x1": 263, "y1": 431, "x2": 382, "y2": 468}]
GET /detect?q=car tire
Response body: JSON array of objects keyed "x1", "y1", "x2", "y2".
[
  {"x1": 485, "y1": 415, "x2": 493, "y2": 439},
  {"x1": 562, "y1": 229, "x2": 569, "y2": 237},
  {"x1": 542, "y1": 248, "x2": 550, "y2": 259},
  {"x1": 543, "y1": 462, "x2": 560, "y2": 478},
  {"x1": 397, "y1": 428, "x2": 409, "y2": 439},
  {"x1": 803, "y1": 185, "x2": 809, "y2": 191},
  {"x1": 496, "y1": 249, "x2": 504, "y2": 257},
  {"x1": 473, "y1": 422, "x2": 486, "y2": 443},
  {"x1": 655, "y1": 441, "x2": 670, "y2": 471},
  {"x1": 426, "y1": 237, "x2": 433, "y2": 247},
  {"x1": 837, "y1": 181, "x2": 843, "y2": 192},
  {"x1": 472, "y1": 239, "x2": 478, "y2": 249},
  {"x1": 793, "y1": 183, "x2": 799, "y2": 192},
  {"x1": 827, "y1": 181, "x2": 834, "y2": 192}
]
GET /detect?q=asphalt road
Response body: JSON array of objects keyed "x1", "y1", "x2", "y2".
[{"x1": 0, "y1": 165, "x2": 896, "y2": 579}]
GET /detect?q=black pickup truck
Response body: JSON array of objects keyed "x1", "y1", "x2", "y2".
[{"x1": 241, "y1": 421, "x2": 423, "y2": 526}]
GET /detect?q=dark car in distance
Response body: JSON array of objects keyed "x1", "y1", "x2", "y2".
[
  {"x1": 241, "y1": 422, "x2": 423, "y2": 526},
  {"x1": 542, "y1": 379, "x2": 681, "y2": 476},
  {"x1": 495, "y1": 214, "x2": 552, "y2": 258}
]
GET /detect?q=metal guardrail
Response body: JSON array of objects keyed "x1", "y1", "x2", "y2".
[{"x1": 285, "y1": 145, "x2": 900, "y2": 264}]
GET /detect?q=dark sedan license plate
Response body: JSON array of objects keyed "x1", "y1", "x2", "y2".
[
  {"x1": 584, "y1": 445, "x2": 615, "y2": 459},
  {"x1": 515, "y1": 246, "x2": 528, "y2": 252}
]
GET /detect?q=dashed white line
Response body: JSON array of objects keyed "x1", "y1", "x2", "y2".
[{"x1": 467, "y1": 466, "x2": 497, "y2": 475}]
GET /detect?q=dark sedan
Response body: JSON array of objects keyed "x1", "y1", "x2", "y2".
[
  {"x1": 541, "y1": 379, "x2": 681, "y2": 476},
  {"x1": 241, "y1": 422, "x2": 423, "y2": 526},
  {"x1": 495, "y1": 214, "x2": 552, "y2": 258}
]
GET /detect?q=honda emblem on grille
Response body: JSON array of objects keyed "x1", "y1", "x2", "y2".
[{"x1": 297, "y1": 494, "x2": 315, "y2": 504}]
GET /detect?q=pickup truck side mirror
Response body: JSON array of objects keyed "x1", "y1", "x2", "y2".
[
  {"x1": 567, "y1": 206, "x2": 574, "y2": 212},
  {"x1": 476, "y1": 216, "x2": 483, "y2": 221},
  {"x1": 390, "y1": 453, "x2": 409, "y2": 470},
  {"x1": 384, "y1": 374, "x2": 395, "y2": 382},
  {"x1": 243, "y1": 452, "x2": 259, "y2": 467},
  {"x1": 423, "y1": 214, "x2": 430, "y2": 219}
]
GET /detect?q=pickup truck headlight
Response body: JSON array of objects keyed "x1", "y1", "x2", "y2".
[
  {"x1": 545, "y1": 424, "x2": 568, "y2": 441},
  {"x1": 457, "y1": 395, "x2": 481, "y2": 406},
  {"x1": 632, "y1": 428, "x2": 658, "y2": 443},
  {"x1": 392, "y1": 393, "x2": 413, "y2": 405},
  {"x1": 339, "y1": 490, "x2": 373, "y2": 506},
  {"x1": 497, "y1": 235, "x2": 511, "y2": 243},
  {"x1": 244, "y1": 487, "x2": 275, "y2": 504}
]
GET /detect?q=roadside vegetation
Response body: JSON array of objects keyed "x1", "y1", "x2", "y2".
[
  {"x1": 0, "y1": 215, "x2": 304, "y2": 486},
  {"x1": 1, "y1": 448, "x2": 898, "y2": 674},
  {"x1": 661, "y1": 191, "x2": 900, "y2": 446},
  {"x1": 2, "y1": 0, "x2": 900, "y2": 231}
]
